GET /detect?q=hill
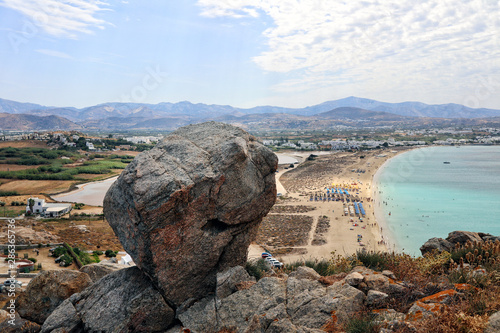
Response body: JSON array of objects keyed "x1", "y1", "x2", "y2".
[{"x1": 0, "y1": 113, "x2": 81, "y2": 131}]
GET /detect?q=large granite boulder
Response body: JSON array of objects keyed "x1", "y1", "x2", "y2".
[
  {"x1": 420, "y1": 237, "x2": 453, "y2": 256},
  {"x1": 104, "y1": 122, "x2": 278, "y2": 307},
  {"x1": 420, "y1": 231, "x2": 499, "y2": 255},
  {"x1": 446, "y1": 231, "x2": 483, "y2": 245},
  {"x1": 41, "y1": 266, "x2": 175, "y2": 333},
  {"x1": 16, "y1": 270, "x2": 93, "y2": 324}
]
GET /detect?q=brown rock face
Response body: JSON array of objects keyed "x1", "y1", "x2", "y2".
[
  {"x1": 103, "y1": 122, "x2": 277, "y2": 307},
  {"x1": 16, "y1": 270, "x2": 93, "y2": 324}
]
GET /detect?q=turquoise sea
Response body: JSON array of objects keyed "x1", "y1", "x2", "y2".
[{"x1": 373, "y1": 146, "x2": 500, "y2": 256}]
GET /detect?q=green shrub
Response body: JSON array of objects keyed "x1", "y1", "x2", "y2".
[
  {"x1": 0, "y1": 190, "x2": 19, "y2": 196},
  {"x1": 52, "y1": 246, "x2": 67, "y2": 257},
  {"x1": 79, "y1": 251, "x2": 94, "y2": 265},
  {"x1": 286, "y1": 259, "x2": 338, "y2": 276},
  {"x1": 105, "y1": 249, "x2": 117, "y2": 257},
  {"x1": 93, "y1": 250, "x2": 103, "y2": 256},
  {"x1": 356, "y1": 250, "x2": 388, "y2": 271},
  {"x1": 245, "y1": 259, "x2": 270, "y2": 280},
  {"x1": 60, "y1": 254, "x2": 73, "y2": 266},
  {"x1": 92, "y1": 253, "x2": 101, "y2": 263}
]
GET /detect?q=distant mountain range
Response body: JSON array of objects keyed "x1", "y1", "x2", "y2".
[{"x1": 1, "y1": 97, "x2": 500, "y2": 131}]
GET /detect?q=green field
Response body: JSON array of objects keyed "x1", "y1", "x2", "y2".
[{"x1": 0, "y1": 147, "x2": 133, "y2": 181}]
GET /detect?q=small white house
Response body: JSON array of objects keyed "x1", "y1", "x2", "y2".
[{"x1": 26, "y1": 197, "x2": 72, "y2": 217}]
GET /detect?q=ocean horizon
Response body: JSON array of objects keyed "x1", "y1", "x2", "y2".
[{"x1": 373, "y1": 145, "x2": 500, "y2": 256}]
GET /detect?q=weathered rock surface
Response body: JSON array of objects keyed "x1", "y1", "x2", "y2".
[
  {"x1": 420, "y1": 231, "x2": 499, "y2": 255},
  {"x1": 486, "y1": 311, "x2": 500, "y2": 333},
  {"x1": 216, "y1": 265, "x2": 256, "y2": 299},
  {"x1": 288, "y1": 266, "x2": 321, "y2": 281},
  {"x1": 80, "y1": 262, "x2": 129, "y2": 282},
  {"x1": 41, "y1": 266, "x2": 174, "y2": 333},
  {"x1": 345, "y1": 271, "x2": 364, "y2": 286},
  {"x1": 419, "y1": 237, "x2": 453, "y2": 256},
  {"x1": 0, "y1": 312, "x2": 41, "y2": 333},
  {"x1": 0, "y1": 310, "x2": 9, "y2": 324},
  {"x1": 16, "y1": 270, "x2": 93, "y2": 324},
  {"x1": 176, "y1": 267, "x2": 367, "y2": 333},
  {"x1": 103, "y1": 122, "x2": 278, "y2": 307},
  {"x1": 366, "y1": 290, "x2": 389, "y2": 306},
  {"x1": 446, "y1": 230, "x2": 483, "y2": 245}
]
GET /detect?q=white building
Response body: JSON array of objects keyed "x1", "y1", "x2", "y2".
[
  {"x1": 26, "y1": 197, "x2": 72, "y2": 217},
  {"x1": 85, "y1": 142, "x2": 95, "y2": 151},
  {"x1": 119, "y1": 253, "x2": 135, "y2": 266}
]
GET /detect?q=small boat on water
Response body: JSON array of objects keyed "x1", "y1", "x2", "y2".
[{"x1": 443, "y1": 161, "x2": 451, "y2": 164}]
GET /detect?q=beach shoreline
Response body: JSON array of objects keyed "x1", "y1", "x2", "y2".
[
  {"x1": 371, "y1": 149, "x2": 416, "y2": 253},
  {"x1": 254, "y1": 148, "x2": 417, "y2": 263}
]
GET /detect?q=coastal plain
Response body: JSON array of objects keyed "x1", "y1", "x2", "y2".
[{"x1": 0, "y1": 145, "x2": 412, "y2": 277}]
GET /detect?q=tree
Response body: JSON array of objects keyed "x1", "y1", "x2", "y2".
[
  {"x1": 28, "y1": 198, "x2": 35, "y2": 213},
  {"x1": 382, "y1": 142, "x2": 389, "y2": 148},
  {"x1": 76, "y1": 137, "x2": 87, "y2": 150}
]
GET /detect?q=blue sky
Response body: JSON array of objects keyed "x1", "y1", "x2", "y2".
[{"x1": 1, "y1": 0, "x2": 500, "y2": 109}]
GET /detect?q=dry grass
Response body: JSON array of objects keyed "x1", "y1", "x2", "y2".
[
  {"x1": 0, "y1": 179, "x2": 75, "y2": 195},
  {"x1": 0, "y1": 140, "x2": 49, "y2": 148}
]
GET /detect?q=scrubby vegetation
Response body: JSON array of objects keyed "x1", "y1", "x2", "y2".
[
  {"x1": 105, "y1": 249, "x2": 117, "y2": 257},
  {"x1": 245, "y1": 259, "x2": 271, "y2": 280},
  {"x1": 0, "y1": 190, "x2": 19, "y2": 196},
  {"x1": 247, "y1": 240, "x2": 500, "y2": 332}
]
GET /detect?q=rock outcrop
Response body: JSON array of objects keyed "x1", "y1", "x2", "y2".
[
  {"x1": 41, "y1": 267, "x2": 175, "y2": 333},
  {"x1": 0, "y1": 312, "x2": 41, "y2": 333},
  {"x1": 16, "y1": 270, "x2": 93, "y2": 324},
  {"x1": 486, "y1": 311, "x2": 500, "y2": 333},
  {"x1": 420, "y1": 231, "x2": 498, "y2": 255},
  {"x1": 103, "y1": 122, "x2": 278, "y2": 307},
  {"x1": 80, "y1": 262, "x2": 129, "y2": 282},
  {"x1": 176, "y1": 266, "x2": 367, "y2": 332},
  {"x1": 419, "y1": 237, "x2": 453, "y2": 255}
]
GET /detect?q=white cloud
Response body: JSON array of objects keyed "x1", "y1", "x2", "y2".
[
  {"x1": 36, "y1": 48, "x2": 73, "y2": 59},
  {"x1": 198, "y1": 0, "x2": 500, "y2": 106},
  {"x1": 1, "y1": 0, "x2": 111, "y2": 38}
]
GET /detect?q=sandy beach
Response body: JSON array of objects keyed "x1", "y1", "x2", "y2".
[{"x1": 251, "y1": 148, "x2": 413, "y2": 263}]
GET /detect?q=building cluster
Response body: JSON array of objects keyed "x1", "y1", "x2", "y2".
[
  {"x1": 262, "y1": 139, "x2": 318, "y2": 150},
  {"x1": 320, "y1": 138, "x2": 426, "y2": 150},
  {"x1": 124, "y1": 136, "x2": 162, "y2": 144}
]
